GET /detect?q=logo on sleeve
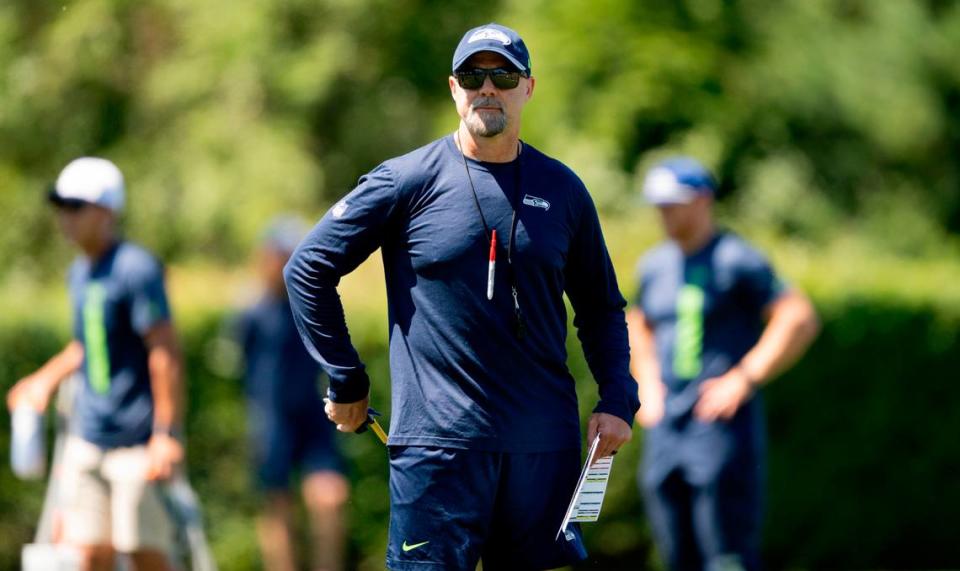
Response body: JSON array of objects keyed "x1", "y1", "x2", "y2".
[
  {"x1": 522, "y1": 194, "x2": 550, "y2": 211},
  {"x1": 331, "y1": 200, "x2": 349, "y2": 219}
]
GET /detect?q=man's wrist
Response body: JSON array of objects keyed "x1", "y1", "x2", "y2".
[
  {"x1": 592, "y1": 401, "x2": 636, "y2": 428},
  {"x1": 327, "y1": 374, "x2": 371, "y2": 404},
  {"x1": 736, "y1": 364, "x2": 762, "y2": 388},
  {"x1": 152, "y1": 424, "x2": 182, "y2": 440},
  {"x1": 33, "y1": 372, "x2": 59, "y2": 392}
]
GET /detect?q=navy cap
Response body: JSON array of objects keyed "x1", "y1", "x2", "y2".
[
  {"x1": 642, "y1": 157, "x2": 716, "y2": 205},
  {"x1": 452, "y1": 23, "x2": 531, "y2": 74}
]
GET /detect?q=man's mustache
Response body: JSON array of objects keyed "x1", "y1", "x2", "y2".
[{"x1": 471, "y1": 98, "x2": 503, "y2": 111}]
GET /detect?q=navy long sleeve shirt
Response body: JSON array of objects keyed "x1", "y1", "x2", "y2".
[{"x1": 285, "y1": 135, "x2": 639, "y2": 452}]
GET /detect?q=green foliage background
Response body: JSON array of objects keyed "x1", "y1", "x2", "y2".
[{"x1": 2, "y1": 0, "x2": 960, "y2": 569}]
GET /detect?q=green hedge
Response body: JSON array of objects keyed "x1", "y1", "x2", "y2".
[
  {"x1": 1, "y1": 296, "x2": 958, "y2": 570},
  {"x1": 0, "y1": 321, "x2": 61, "y2": 570},
  {"x1": 764, "y1": 299, "x2": 960, "y2": 569}
]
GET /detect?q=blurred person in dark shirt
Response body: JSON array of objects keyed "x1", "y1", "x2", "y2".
[
  {"x1": 629, "y1": 157, "x2": 819, "y2": 571},
  {"x1": 231, "y1": 217, "x2": 349, "y2": 571}
]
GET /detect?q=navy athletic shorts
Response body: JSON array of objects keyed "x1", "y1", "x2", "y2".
[
  {"x1": 640, "y1": 401, "x2": 765, "y2": 571},
  {"x1": 251, "y1": 403, "x2": 344, "y2": 491},
  {"x1": 385, "y1": 446, "x2": 588, "y2": 570}
]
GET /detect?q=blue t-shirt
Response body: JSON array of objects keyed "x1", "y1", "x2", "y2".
[
  {"x1": 69, "y1": 241, "x2": 172, "y2": 448},
  {"x1": 236, "y1": 294, "x2": 325, "y2": 413},
  {"x1": 634, "y1": 231, "x2": 785, "y2": 420},
  {"x1": 285, "y1": 135, "x2": 639, "y2": 453}
]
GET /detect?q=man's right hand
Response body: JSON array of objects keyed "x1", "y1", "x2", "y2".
[
  {"x1": 323, "y1": 394, "x2": 370, "y2": 433},
  {"x1": 6, "y1": 374, "x2": 56, "y2": 412},
  {"x1": 7, "y1": 342, "x2": 82, "y2": 412}
]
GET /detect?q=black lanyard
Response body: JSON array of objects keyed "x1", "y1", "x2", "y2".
[{"x1": 455, "y1": 132, "x2": 527, "y2": 339}]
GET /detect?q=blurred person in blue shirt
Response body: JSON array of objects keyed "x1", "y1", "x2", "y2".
[
  {"x1": 284, "y1": 23, "x2": 639, "y2": 571},
  {"x1": 231, "y1": 217, "x2": 349, "y2": 571},
  {"x1": 628, "y1": 157, "x2": 820, "y2": 571},
  {"x1": 6, "y1": 157, "x2": 184, "y2": 571}
]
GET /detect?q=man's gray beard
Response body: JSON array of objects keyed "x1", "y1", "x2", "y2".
[{"x1": 466, "y1": 109, "x2": 507, "y2": 137}]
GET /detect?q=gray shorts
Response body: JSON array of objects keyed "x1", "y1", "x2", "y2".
[{"x1": 58, "y1": 435, "x2": 175, "y2": 554}]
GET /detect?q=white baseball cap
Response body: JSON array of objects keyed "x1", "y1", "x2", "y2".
[
  {"x1": 48, "y1": 157, "x2": 125, "y2": 212},
  {"x1": 642, "y1": 157, "x2": 716, "y2": 206}
]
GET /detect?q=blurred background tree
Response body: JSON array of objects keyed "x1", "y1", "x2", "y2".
[{"x1": 2, "y1": 0, "x2": 959, "y2": 569}]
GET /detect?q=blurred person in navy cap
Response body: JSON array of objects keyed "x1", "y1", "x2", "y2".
[
  {"x1": 628, "y1": 157, "x2": 820, "y2": 571},
  {"x1": 7, "y1": 157, "x2": 184, "y2": 571},
  {"x1": 284, "y1": 22, "x2": 639, "y2": 570},
  {"x1": 227, "y1": 216, "x2": 349, "y2": 571}
]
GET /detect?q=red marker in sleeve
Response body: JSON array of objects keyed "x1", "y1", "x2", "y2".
[{"x1": 487, "y1": 229, "x2": 497, "y2": 300}]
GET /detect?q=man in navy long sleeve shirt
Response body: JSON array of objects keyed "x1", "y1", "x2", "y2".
[{"x1": 285, "y1": 23, "x2": 639, "y2": 571}]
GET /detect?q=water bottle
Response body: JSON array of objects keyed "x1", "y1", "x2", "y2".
[{"x1": 11, "y1": 405, "x2": 46, "y2": 480}]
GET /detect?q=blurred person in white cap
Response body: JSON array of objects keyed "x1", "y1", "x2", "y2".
[
  {"x1": 227, "y1": 216, "x2": 348, "y2": 571},
  {"x1": 627, "y1": 157, "x2": 819, "y2": 571},
  {"x1": 6, "y1": 157, "x2": 184, "y2": 571}
]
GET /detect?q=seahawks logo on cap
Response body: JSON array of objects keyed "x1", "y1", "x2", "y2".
[{"x1": 468, "y1": 28, "x2": 512, "y2": 45}]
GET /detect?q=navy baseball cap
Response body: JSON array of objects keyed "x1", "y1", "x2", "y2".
[
  {"x1": 642, "y1": 157, "x2": 716, "y2": 205},
  {"x1": 452, "y1": 23, "x2": 531, "y2": 74}
]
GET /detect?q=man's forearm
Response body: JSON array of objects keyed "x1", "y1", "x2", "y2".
[
  {"x1": 739, "y1": 291, "x2": 820, "y2": 385},
  {"x1": 146, "y1": 325, "x2": 184, "y2": 433},
  {"x1": 576, "y1": 310, "x2": 640, "y2": 424},
  {"x1": 36, "y1": 341, "x2": 84, "y2": 390},
  {"x1": 626, "y1": 308, "x2": 661, "y2": 394},
  {"x1": 284, "y1": 249, "x2": 370, "y2": 403},
  {"x1": 627, "y1": 307, "x2": 663, "y2": 403},
  {"x1": 150, "y1": 349, "x2": 181, "y2": 431}
]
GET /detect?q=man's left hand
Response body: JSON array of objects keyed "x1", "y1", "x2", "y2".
[
  {"x1": 324, "y1": 394, "x2": 370, "y2": 433},
  {"x1": 146, "y1": 433, "x2": 184, "y2": 481},
  {"x1": 587, "y1": 413, "x2": 632, "y2": 462},
  {"x1": 694, "y1": 367, "x2": 754, "y2": 422}
]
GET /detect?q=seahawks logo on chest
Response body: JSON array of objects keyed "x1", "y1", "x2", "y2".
[{"x1": 522, "y1": 194, "x2": 550, "y2": 211}]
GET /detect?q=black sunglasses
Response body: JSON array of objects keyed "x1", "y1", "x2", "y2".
[
  {"x1": 56, "y1": 200, "x2": 90, "y2": 212},
  {"x1": 455, "y1": 67, "x2": 526, "y2": 90}
]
